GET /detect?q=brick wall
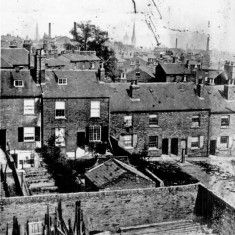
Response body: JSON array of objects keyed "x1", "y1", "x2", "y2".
[
  {"x1": 195, "y1": 184, "x2": 235, "y2": 234},
  {"x1": 210, "y1": 113, "x2": 235, "y2": 157},
  {"x1": 0, "y1": 184, "x2": 199, "y2": 233},
  {"x1": 0, "y1": 98, "x2": 41, "y2": 150},
  {"x1": 43, "y1": 98, "x2": 109, "y2": 152},
  {"x1": 110, "y1": 110, "x2": 209, "y2": 157}
]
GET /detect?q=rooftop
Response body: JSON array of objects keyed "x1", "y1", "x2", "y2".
[
  {"x1": 85, "y1": 158, "x2": 153, "y2": 189},
  {"x1": 1, "y1": 48, "x2": 29, "y2": 67},
  {"x1": 159, "y1": 63, "x2": 192, "y2": 75},
  {"x1": 42, "y1": 70, "x2": 110, "y2": 98},
  {"x1": 0, "y1": 70, "x2": 41, "y2": 97},
  {"x1": 106, "y1": 82, "x2": 208, "y2": 112}
]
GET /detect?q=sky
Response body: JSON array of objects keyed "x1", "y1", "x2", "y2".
[{"x1": 0, "y1": 0, "x2": 235, "y2": 52}]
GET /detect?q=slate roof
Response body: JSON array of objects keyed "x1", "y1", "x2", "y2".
[
  {"x1": 1, "y1": 57, "x2": 12, "y2": 68},
  {"x1": 85, "y1": 158, "x2": 153, "y2": 189},
  {"x1": 159, "y1": 63, "x2": 191, "y2": 75},
  {"x1": 0, "y1": 70, "x2": 41, "y2": 97},
  {"x1": 126, "y1": 66, "x2": 155, "y2": 81},
  {"x1": 42, "y1": 70, "x2": 110, "y2": 98},
  {"x1": 59, "y1": 53, "x2": 100, "y2": 62},
  {"x1": 1, "y1": 48, "x2": 29, "y2": 67},
  {"x1": 106, "y1": 82, "x2": 208, "y2": 112},
  {"x1": 44, "y1": 58, "x2": 67, "y2": 67},
  {"x1": 204, "y1": 85, "x2": 235, "y2": 113}
]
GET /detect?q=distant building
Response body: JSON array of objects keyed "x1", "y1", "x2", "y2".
[
  {"x1": 85, "y1": 158, "x2": 155, "y2": 191},
  {"x1": 155, "y1": 63, "x2": 193, "y2": 82},
  {"x1": 126, "y1": 66, "x2": 155, "y2": 83}
]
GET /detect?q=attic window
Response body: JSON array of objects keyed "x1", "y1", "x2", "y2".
[
  {"x1": 58, "y1": 78, "x2": 67, "y2": 85},
  {"x1": 135, "y1": 71, "x2": 141, "y2": 78},
  {"x1": 14, "y1": 80, "x2": 24, "y2": 87}
]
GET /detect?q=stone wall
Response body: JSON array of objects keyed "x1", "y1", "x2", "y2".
[
  {"x1": 110, "y1": 110, "x2": 209, "y2": 157},
  {"x1": 195, "y1": 184, "x2": 235, "y2": 235},
  {"x1": 210, "y1": 113, "x2": 235, "y2": 157},
  {"x1": 0, "y1": 184, "x2": 199, "y2": 233},
  {"x1": 43, "y1": 98, "x2": 109, "y2": 152}
]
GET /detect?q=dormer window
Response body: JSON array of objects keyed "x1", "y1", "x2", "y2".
[
  {"x1": 58, "y1": 78, "x2": 67, "y2": 85},
  {"x1": 14, "y1": 80, "x2": 24, "y2": 87}
]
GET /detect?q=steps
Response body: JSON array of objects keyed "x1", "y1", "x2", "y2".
[{"x1": 120, "y1": 220, "x2": 216, "y2": 235}]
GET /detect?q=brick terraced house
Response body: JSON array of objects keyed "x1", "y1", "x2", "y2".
[
  {"x1": 205, "y1": 84, "x2": 235, "y2": 157},
  {"x1": 107, "y1": 81, "x2": 210, "y2": 157},
  {"x1": 0, "y1": 70, "x2": 42, "y2": 168},
  {"x1": 41, "y1": 70, "x2": 110, "y2": 157}
]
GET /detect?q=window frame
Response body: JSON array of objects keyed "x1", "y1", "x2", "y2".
[
  {"x1": 23, "y1": 127, "x2": 35, "y2": 142},
  {"x1": 14, "y1": 80, "x2": 24, "y2": 87},
  {"x1": 89, "y1": 125, "x2": 101, "y2": 142},
  {"x1": 221, "y1": 115, "x2": 229, "y2": 128},
  {"x1": 55, "y1": 101, "x2": 65, "y2": 119},
  {"x1": 191, "y1": 115, "x2": 200, "y2": 128},
  {"x1": 58, "y1": 78, "x2": 67, "y2": 85},
  {"x1": 123, "y1": 135, "x2": 133, "y2": 148},
  {"x1": 55, "y1": 127, "x2": 65, "y2": 147},
  {"x1": 90, "y1": 101, "x2": 100, "y2": 118},
  {"x1": 149, "y1": 136, "x2": 158, "y2": 149},
  {"x1": 124, "y1": 115, "x2": 132, "y2": 127},
  {"x1": 24, "y1": 99, "x2": 35, "y2": 115},
  {"x1": 220, "y1": 136, "x2": 229, "y2": 149},
  {"x1": 191, "y1": 136, "x2": 200, "y2": 149},
  {"x1": 149, "y1": 114, "x2": 158, "y2": 126}
]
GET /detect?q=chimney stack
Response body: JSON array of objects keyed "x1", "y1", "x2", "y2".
[
  {"x1": 73, "y1": 22, "x2": 77, "y2": 40},
  {"x1": 98, "y1": 63, "x2": 105, "y2": 82},
  {"x1": 129, "y1": 80, "x2": 140, "y2": 100},
  {"x1": 196, "y1": 84, "x2": 205, "y2": 98},
  {"x1": 175, "y1": 38, "x2": 178, "y2": 49},
  {"x1": 49, "y1": 23, "x2": 51, "y2": 38}
]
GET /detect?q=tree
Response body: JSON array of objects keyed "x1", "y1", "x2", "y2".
[
  {"x1": 70, "y1": 21, "x2": 119, "y2": 79},
  {"x1": 36, "y1": 136, "x2": 80, "y2": 192}
]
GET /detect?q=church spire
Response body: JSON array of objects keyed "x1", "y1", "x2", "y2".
[{"x1": 131, "y1": 22, "x2": 136, "y2": 47}]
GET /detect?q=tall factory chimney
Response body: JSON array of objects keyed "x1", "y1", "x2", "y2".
[
  {"x1": 73, "y1": 22, "x2": 77, "y2": 40},
  {"x1": 49, "y1": 23, "x2": 51, "y2": 38},
  {"x1": 175, "y1": 38, "x2": 178, "y2": 49}
]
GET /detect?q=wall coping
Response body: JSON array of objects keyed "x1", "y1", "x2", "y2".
[{"x1": 1, "y1": 183, "x2": 200, "y2": 205}]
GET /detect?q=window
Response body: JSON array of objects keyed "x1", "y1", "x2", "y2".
[
  {"x1": 135, "y1": 71, "x2": 140, "y2": 78},
  {"x1": 24, "y1": 99, "x2": 34, "y2": 115},
  {"x1": 90, "y1": 101, "x2": 100, "y2": 117},
  {"x1": 89, "y1": 126, "x2": 101, "y2": 141},
  {"x1": 124, "y1": 116, "x2": 132, "y2": 127},
  {"x1": 14, "y1": 80, "x2": 24, "y2": 87},
  {"x1": 55, "y1": 101, "x2": 65, "y2": 118},
  {"x1": 124, "y1": 135, "x2": 132, "y2": 147},
  {"x1": 149, "y1": 114, "x2": 158, "y2": 126},
  {"x1": 149, "y1": 136, "x2": 158, "y2": 148},
  {"x1": 55, "y1": 128, "x2": 65, "y2": 146},
  {"x1": 130, "y1": 61, "x2": 135, "y2": 66},
  {"x1": 221, "y1": 116, "x2": 229, "y2": 128},
  {"x1": 220, "y1": 136, "x2": 228, "y2": 148},
  {"x1": 191, "y1": 136, "x2": 200, "y2": 148},
  {"x1": 91, "y1": 62, "x2": 95, "y2": 69},
  {"x1": 24, "y1": 127, "x2": 35, "y2": 142},
  {"x1": 58, "y1": 78, "x2": 67, "y2": 85},
  {"x1": 192, "y1": 115, "x2": 200, "y2": 127}
]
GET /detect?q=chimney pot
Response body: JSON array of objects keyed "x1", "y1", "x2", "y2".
[{"x1": 130, "y1": 80, "x2": 140, "y2": 99}]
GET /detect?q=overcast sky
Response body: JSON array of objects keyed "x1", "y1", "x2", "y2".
[{"x1": 0, "y1": 0, "x2": 235, "y2": 52}]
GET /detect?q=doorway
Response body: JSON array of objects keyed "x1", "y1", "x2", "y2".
[
  {"x1": 162, "y1": 138, "x2": 168, "y2": 155},
  {"x1": 0, "y1": 129, "x2": 6, "y2": 151},
  {"x1": 210, "y1": 140, "x2": 216, "y2": 155},
  {"x1": 171, "y1": 138, "x2": 178, "y2": 155}
]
